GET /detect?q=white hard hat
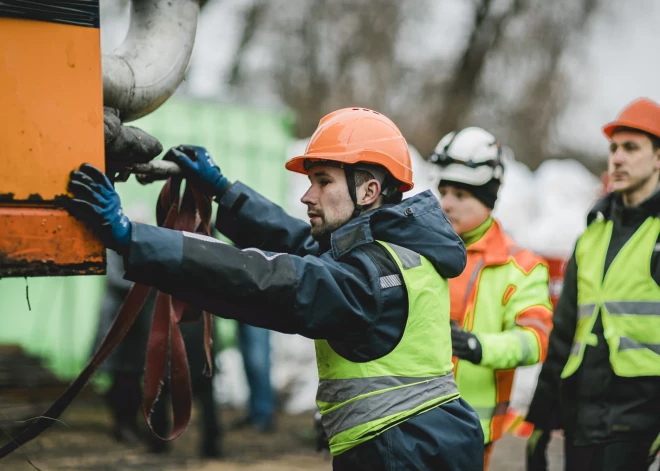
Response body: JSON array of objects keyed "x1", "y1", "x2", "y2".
[{"x1": 430, "y1": 126, "x2": 504, "y2": 186}]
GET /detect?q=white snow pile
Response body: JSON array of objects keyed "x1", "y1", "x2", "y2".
[
  {"x1": 216, "y1": 138, "x2": 603, "y2": 415},
  {"x1": 495, "y1": 156, "x2": 603, "y2": 259}
]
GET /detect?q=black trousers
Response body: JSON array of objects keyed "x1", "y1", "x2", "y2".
[{"x1": 565, "y1": 438, "x2": 659, "y2": 471}]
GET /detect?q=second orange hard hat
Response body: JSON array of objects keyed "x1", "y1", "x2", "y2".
[
  {"x1": 286, "y1": 108, "x2": 414, "y2": 192},
  {"x1": 603, "y1": 98, "x2": 660, "y2": 140}
]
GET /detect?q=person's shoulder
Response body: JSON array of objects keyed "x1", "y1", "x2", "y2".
[
  {"x1": 586, "y1": 192, "x2": 616, "y2": 225},
  {"x1": 507, "y1": 244, "x2": 548, "y2": 276},
  {"x1": 488, "y1": 221, "x2": 547, "y2": 275},
  {"x1": 357, "y1": 242, "x2": 401, "y2": 276}
]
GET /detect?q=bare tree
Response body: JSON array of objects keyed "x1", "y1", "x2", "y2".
[
  {"x1": 481, "y1": 0, "x2": 600, "y2": 168},
  {"x1": 220, "y1": 0, "x2": 603, "y2": 168},
  {"x1": 227, "y1": 0, "x2": 267, "y2": 88},
  {"x1": 428, "y1": 0, "x2": 525, "y2": 141}
]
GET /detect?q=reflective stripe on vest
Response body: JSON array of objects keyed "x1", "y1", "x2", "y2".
[
  {"x1": 604, "y1": 301, "x2": 660, "y2": 315},
  {"x1": 607, "y1": 301, "x2": 660, "y2": 357},
  {"x1": 567, "y1": 301, "x2": 660, "y2": 373},
  {"x1": 578, "y1": 303, "x2": 597, "y2": 320},
  {"x1": 513, "y1": 330, "x2": 532, "y2": 364},
  {"x1": 570, "y1": 341, "x2": 583, "y2": 356},
  {"x1": 319, "y1": 373, "x2": 458, "y2": 438},
  {"x1": 619, "y1": 337, "x2": 660, "y2": 355},
  {"x1": 563, "y1": 216, "x2": 660, "y2": 379},
  {"x1": 315, "y1": 241, "x2": 457, "y2": 456}
]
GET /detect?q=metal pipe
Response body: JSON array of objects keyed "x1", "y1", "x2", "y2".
[
  {"x1": 102, "y1": 0, "x2": 201, "y2": 123},
  {"x1": 131, "y1": 160, "x2": 182, "y2": 177},
  {"x1": 110, "y1": 160, "x2": 182, "y2": 184}
]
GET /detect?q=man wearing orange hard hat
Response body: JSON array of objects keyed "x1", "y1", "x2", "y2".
[
  {"x1": 526, "y1": 98, "x2": 660, "y2": 471},
  {"x1": 65, "y1": 107, "x2": 483, "y2": 469}
]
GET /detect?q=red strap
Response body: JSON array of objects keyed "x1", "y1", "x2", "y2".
[
  {"x1": 0, "y1": 176, "x2": 213, "y2": 457},
  {"x1": 143, "y1": 177, "x2": 213, "y2": 440}
]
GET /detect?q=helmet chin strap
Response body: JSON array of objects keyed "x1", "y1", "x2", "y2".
[
  {"x1": 343, "y1": 165, "x2": 364, "y2": 219},
  {"x1": 304, "y1": 159, "x2": 384, "y2": 219}
]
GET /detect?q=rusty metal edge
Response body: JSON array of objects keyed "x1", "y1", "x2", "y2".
[{"x1": 0, "y1": 259, "x2": 106, "y2": 278}]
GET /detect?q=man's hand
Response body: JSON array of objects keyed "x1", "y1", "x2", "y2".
[
  {"x1": 163, "y1": 145, "x2": 229, "y2": 197},
  {"x1": 65, "y1": 164, "x2": 132, "y2": 254},
  {"x1": 450, "y1": 321, "x2": 483, "y2": 364}
]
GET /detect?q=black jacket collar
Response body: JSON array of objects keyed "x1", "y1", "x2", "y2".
[{"x1": 587, "y1": 185, "x2": 660, "y2": 225}]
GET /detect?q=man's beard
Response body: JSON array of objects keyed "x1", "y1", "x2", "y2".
[{"x1": 310, "y1": 218, "x2": 345, "y2": 242}]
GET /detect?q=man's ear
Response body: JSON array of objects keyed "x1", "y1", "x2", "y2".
[
  {"x1": 655, "y1": 147, "x2": 660, "y2": 170},
  {"x1": 360, "y1": 179, "x2": 382, "y2": 206}
]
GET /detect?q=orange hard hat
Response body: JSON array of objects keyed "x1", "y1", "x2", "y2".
[
  {"x1": 602, "y1": 98, "x2": 660, "y2": 139},
  {"x1": 286, "y1": 108, "x2": 414, "y2": 192}
]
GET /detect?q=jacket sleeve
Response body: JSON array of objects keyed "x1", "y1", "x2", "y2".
[
  {"x1": 123, "y1": 223, "x2": 381, "y2": 340},
  {"x1": 525, "y1": 250, "x2": 578, "y2": 430},
  {"x1": 214, "y1": 182, "x2": 319, "y2": 256},
  {"x1": 476, "y1": 262, "x2": 553, "y2": 370}
]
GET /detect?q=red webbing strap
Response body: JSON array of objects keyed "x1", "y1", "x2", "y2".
[
  {"x1": 143, "y1": 177, "x2": 214, "y2": 440},
  {"x1": 0, "y1": 177, "x2": 213, "y2": 458},
  {"x1": 0, "y1": 284, "x2": 151, "y2": 458}
]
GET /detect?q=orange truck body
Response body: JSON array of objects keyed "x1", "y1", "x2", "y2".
[{"x1": 0, "y1": 16, "x2": 105, "y2": 277}]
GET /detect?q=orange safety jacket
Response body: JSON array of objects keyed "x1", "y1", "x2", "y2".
[{"x1": 450, "y1": 218, "x2": 553, "y2": 444}]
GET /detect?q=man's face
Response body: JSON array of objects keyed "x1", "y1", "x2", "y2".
[
  {"x1": 438, "y1": 185, "x2": 491, "y2": 236},
  {"x1": 301, "y1": 165, "x2": 355, "y2": 240},
  {"x1": 608, "y1": 130, "x2": 660, "y2": 194}
]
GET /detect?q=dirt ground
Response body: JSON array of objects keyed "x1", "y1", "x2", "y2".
[{"x1": 0, "y1": 399, "x2": 564, "y2": 471}]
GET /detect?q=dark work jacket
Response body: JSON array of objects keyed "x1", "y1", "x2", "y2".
[
  {"x1": 122, "y1": 182, "x2": 483, "y2": 469},
  {"x1": 526, "y1": 188, "x2": 660, "y2": 447}
]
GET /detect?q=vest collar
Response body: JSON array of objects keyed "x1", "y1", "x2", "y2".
[
  {"x1": 330, "y1": 218, "x2": 374, "y2": 259},
  {"x1": 638, "y1": 183, "x2": 660, "y2": 215},
  {"x1": 328, "y1": 190, "x2": 456, "y2": 263},
  {"x1": 588, "y1": 185, "x2": 660, "y2": 225}
]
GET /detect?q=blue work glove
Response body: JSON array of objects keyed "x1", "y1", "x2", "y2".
[
  {"x1": 65, "y1": 164, "x2": 132, "y2": 254},
  {"x1": 163, "y1": 145, "x2": 230, "y2": 197},
  {"x1": 450, "y1": 321, "x2": 483, "y2": 364}
]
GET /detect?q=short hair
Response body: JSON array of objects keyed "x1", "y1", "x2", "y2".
[
  {"x1": 613, "y1": 126, "x2": 660, "y2": 151},
  {"x1": 353, "y1": 169, "x2": 402, "y2": 204},
  {"x1": 354, "y1": 169, "x2": 375, "y2": 187}
]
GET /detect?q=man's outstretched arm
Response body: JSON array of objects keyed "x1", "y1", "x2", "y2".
[
  {"x1": 215, "y1": 181, "x2": 318, "y2": 256},
  {"x1": 166, "y1": 145, "x2": 318, "y2": 256},
  {"x1": 124, "y1": 223, "x2": 381, "y2": 340},
  {"x1": 64, "y1": 163, "x2": 381, "y2": 340}
]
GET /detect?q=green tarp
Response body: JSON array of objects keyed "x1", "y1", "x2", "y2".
[{"x1": 0, "y1": 98, "x2": 294, "y2": 379}]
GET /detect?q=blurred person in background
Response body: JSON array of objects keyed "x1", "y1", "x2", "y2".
[
  {"x1": 230, "y1": 323, "x2": 275, "y2": 433},
  {"x1": 97, "y1": 250, "x2": 222, "y2": 458},
  {"x1": 526, "y1": 98, "x2": 660, "y2": 471},
  {"x1": 430, "y1": 127, "x2": 553, "y2": 470},
  {"x1": 66, "y1": 107, "x2": 484, "y2": 470}
]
